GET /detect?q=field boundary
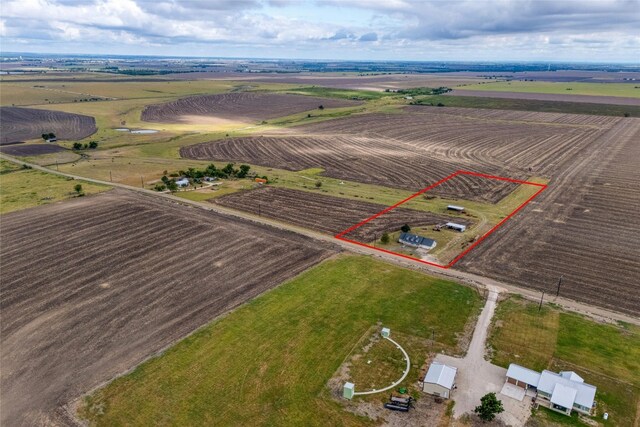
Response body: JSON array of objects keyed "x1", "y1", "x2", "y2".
[{"x1": 335, "y1": 170, "x2": 547, "y2": 269}]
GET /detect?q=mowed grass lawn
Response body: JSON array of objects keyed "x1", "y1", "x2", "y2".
[
  {"x1": 488, "y1": 297, "x2": 640, "y2": 426},
  {"x1": 79, "y1": 255, "x2": 482, "y2": 426},
  {"x1": 458, "y1": 81, "x2": 640, "y2": 98},
  {"x1": 0, "y1": 163, "x2": 110, "y2": 214}
]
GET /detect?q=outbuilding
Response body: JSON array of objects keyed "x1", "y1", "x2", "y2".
[
  {"x1": 422, "y1": 362, "x2": 457, "y2": 398},
  {"x1": 447, "y1": 205, "x2": 465, "y2": 212},
  {"x1": 175, "y1": 178, "x2": 190, "y2": 187},
  {"x1": 399, "y1": 232, "x2": 437, "y2": 250},
  {"x1": 506, "y1": 363, "x2": 541, "y2": 390},
  {"x1": 446, "y1": 222, "x2": 467, "y2": 232}
]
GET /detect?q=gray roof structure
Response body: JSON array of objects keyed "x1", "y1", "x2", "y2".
[
  {"x1": 506, "y1": 363, "x2": 542, "y2": 386},
  {"x1": 424, "y1": 362, "x2": 457, "y2": 390},
  {"x1": 537, "y1": 370, "x2": 596, "y2": 409},
  {"x1": 399, "y1": 232, "x2": 437, "y2": 249}
]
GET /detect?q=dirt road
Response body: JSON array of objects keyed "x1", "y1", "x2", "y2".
[{"x1": 2, "y1": 153, "x2": 637, "y2": 328}]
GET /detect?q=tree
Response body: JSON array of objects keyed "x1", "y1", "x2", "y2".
[
  {"x1": 73, "y1": 184, "x2": 83, "y2": 196},
  {"x1": 315, "y1": 181, "x2": 322, "y2": 188},
  {"x1": 401, "y1": 224, "x2": 411, "y2": 233},
  {"x1": 72, "y1": 142, "x2": 83, "y2": 150},
  {"x1": 474, "y1": 392, "x2": 504, "y2": 422},
  {"x1": 318, "y1": 105, "x2": 324, "y2": 110},
  {"x1": 161, "y1": 175, "x2": 170, "y2": 185},
  {"x1": 380, "y1": 232, "x2": 390, "y2": 244},
  {"x1": 166, "y1": 179, "x2": 178, "y2": 193},
  {"x1": 88, "y1": 141, "x2": 98, "y2": 149},
  {"x1": 222, "y1": 163, "x2": 235, "y2": 176},
  {"x1": 41, "y1": 133, "x2": 48, "y2": 141},
  {"x1": 154, "y1": 183, "x2": 166, "y2": 192},
  {"x1": 237, "y1": 164, "x2": 251, "y2": 178}
]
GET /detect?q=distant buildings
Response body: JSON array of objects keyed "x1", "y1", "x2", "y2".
[
  {"x1": 399, "y1": 232, "x2": 437, "y2": 250},
  {"x1": 175, "y1": 178, "x2": 190, "y2": 187}
]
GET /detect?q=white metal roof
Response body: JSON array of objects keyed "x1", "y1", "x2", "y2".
[
  {"x1": 550, "y1": 383, "x2": 578, "y2": 409},
  {"x1": 560, "y1": 371, "x2": 584, "y2": 383},
  {"x1": 506, "y1": 363, "x2": 541, "y2": 386},
  {"x1": 424, "y1": 362, "x2": 457, "y2": 390},
  {"x1": 538, "y1": 370, "x2": 596, "y2": 409},
  {"x1": 447, "y1": 205, "x2": 465, "y2": 210}
]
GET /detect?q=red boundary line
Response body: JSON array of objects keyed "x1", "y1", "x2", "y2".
[{"x1": 334, "y1": 170, "x2": 547, "y2": 269}]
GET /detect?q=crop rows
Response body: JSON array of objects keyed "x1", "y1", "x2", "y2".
[
  {"x1": 141, "y1": 92, "x2": 360, "y2": 124},
  {"x1": 0, "y1": 106, "x2": 97, "y2": 142},
  {"x1": 0, "y1": 190, "x2": 335, "y2": 426},
  {"x1": 214, "y1": 187, "x2": 466, "y2": 241}
]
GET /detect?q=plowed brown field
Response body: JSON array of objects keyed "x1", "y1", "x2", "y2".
[
  {"x1": 184, "y1": 107, "x2": 640, "y2": 315},
  {"x1": 458, "y1": 117, "x2": 640, "y2": 316},
  {"x1": 214, "y1": 186, "x2": 466, "y2": 241},
  {"x1": 182, "y1": 107, "x2": 616, "y2": 202},
  {"x1": 141, "y1": 92, "x2": 361, "y2": 124},
  {"x1": 0, "y1": 106, "x2": 97, "y2": 142},
  {"x1": 0, "y1": 190, "x2": 335, "y2": 426}
]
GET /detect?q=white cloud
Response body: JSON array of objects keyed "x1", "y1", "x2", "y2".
[{"x1": 0, "y1": 0, "x2": 638, "y2": 60}]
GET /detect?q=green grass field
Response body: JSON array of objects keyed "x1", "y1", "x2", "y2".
[
  {"x1": 0, "y1": 163, "x2": 110, "y2": 214},
  {"x1": 79, "y1": 255, "x2": 482, "y2": 426},
  {"x1": 458, "y1": 81, "x2": 640, "y2": 98},
  {"x1": 488, "y1": 296, "x2": 640, "y2": 426}
]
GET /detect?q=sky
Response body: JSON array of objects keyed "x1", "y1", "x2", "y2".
[{"x1": 1, "y1": 0, "x2": 639, "y2": 62}]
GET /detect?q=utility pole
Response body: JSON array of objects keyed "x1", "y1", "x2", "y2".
[
  {"x1": 258, "y1": 203, "x2": 261, "y2": 217},
  {"x1": 109, "y1": 170, "x2": 112, "y2": 182},
  {"x1": 538, "y1": 291, "x2": 545, "y2": 312},
  {"x1": 140, "y1": 176, "x2": 144, "y2": 188},
  {"x1": 556, "y1": 275, "x2": 563, "y2": 297},
  {"x1": 55, "y1": 160, "x2": 59, "y2": 171}
]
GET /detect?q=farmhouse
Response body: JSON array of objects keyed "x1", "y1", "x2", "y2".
[
  {"x1": 445, "y1": 222, "x2": 466, "y2": 232},
  {"x1": 422, "y1": 362, "x2": 457, "y2": 398},
  {"x1": 399, "y1": 232, "x2": 437, "y2": 250},
  {"x1": 175, "y1": 178, "x2": 190, "y2": 187},
  {"x1": 505, "y1": 364, "x2": 596, "y2": 416}
]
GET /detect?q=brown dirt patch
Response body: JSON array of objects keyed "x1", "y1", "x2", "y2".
[
  {"x1": 0, "y1": 106, "x2": 97, "y2": 142},
  {"x1": 0, "y1": 189, "x2": 335, "y2": 426},
  {"x1": 141, "y1": 92, "x2": 361, "y2": 124}
]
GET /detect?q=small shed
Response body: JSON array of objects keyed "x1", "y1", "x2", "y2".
[
  {"x1": 445, "y1": 222, "x2": 466, "y2": 232},
  {"x1": 343, "y1": 382, "x2": 355, "y2": 399},
  {"x1": 422, "y1": 362, "x2": 457, "y2": 398},
  {"x1": 447, "y1": 205, "x2": 465, "y2": 212},
  {"x1": 255, "y1": 178, "x2": 267, "y2": 184}
]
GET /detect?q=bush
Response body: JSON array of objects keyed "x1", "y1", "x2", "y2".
[
  {"x1": 315, "y1": 181, "x2": 322, "y2": 188},
  {"x1": 73, "y1": 184, "x2": 83, "y2": 196},
  {"x1": 401, "y1": 224, "x2": 411, "y2": 233},
  {"x1": 154, "y1": 183, "x2": 166, "y2": 192},
  {"x1": 380, "y1": 232, "x2": 390, "y2": 244}
]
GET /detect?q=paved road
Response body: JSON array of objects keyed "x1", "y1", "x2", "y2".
[{"x1": 2, "y1": 153, "x2": 638, "y2": 327}]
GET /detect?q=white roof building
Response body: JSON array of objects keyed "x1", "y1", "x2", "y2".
[
  {"x1": 537, "y1": 370, "x2": 596, "y2": 414},
  {"x1": 506, "y1": 363, "x2": 541, "y2": 387},
  {"x1": 505, "y1": 364, "x2": 596, "y2": 416},
  {"x1": 423, "y1": 362, "x2": 457, "y2": 398}
]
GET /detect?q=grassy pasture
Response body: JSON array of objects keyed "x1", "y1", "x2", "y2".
[
  {"x1": 488, "y1": 296, "x2": 640, "y2": 426},
  {"x1": 458, "y1": 81, "x2": 640, "y2": 98},
  {"x1": 79, "y1": 255, "x2": 482, "y2": 426},
  {"x1": 0, "y1": 165, "x2": 110, "y2": 214},
  {"x1": 412, "y1": 95, "x2": 640, "y2": 117},
  {"x1": 279, "y1": 86, "x2": 396, "y2": 100}
]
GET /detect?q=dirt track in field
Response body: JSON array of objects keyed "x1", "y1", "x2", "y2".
[
  {"x1": 214, "y1": 186, "x2": 467, "y2": 242},
  {"x1": 0, "y1": 189, "x2": 335, "y2": 426},
  {"x1": 141, "y1": 92, "x2": 361, "y2": 124},
  {"x1": 0, "y1": 107, "x2": 97, "y2": 142},
  {"x1": 450, "y1": 89, "x2": 640, "y2": 105}
]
